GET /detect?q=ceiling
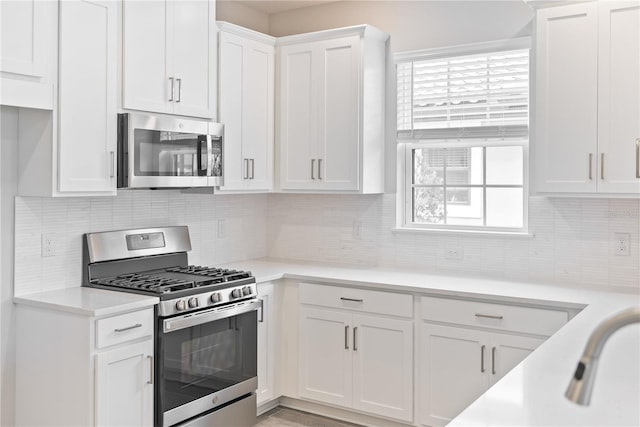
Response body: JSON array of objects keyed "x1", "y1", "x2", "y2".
[{"x1": 231, "y1": 0, "x2": 341, "y2": 14}]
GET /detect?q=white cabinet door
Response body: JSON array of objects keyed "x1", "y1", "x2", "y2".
[
  {"x1": 597, "y1": 1, "x2": 640, "y2": 193},
  {"x1": 219, "y1": 29, "x2": 274, "y2": 192},
  {"x1": 489, "y1": 333, "x2": 544, "y2": 386},
  {"x1": 279, "y1": 42, "x2": 317, "y2": 190},
  {"x1": 420, "y1": 324, "x2": 489, "y2": 427},
  {"x1": 535, "y1": 3, "x2": 599, "y2": 193},
  {"x1": 122, "y1": 0, "x2": 170, "y2": 115},
  {"x1": 122, "y1": 0, "x2": 215, "y2": 118},
  {"x1": 95, "y1": 339, "x2": 154, "y2": 427},
  {"x1": 257, "y1": 283, "x2": 275, "y2": 405},
  {"x1": 317, "y1": 36, "x2": 360, "y2": 191},
  {"x1": 0, "y1": 0, "x2": 47, "y2": 77},
  {"x1": 58, "y1": 0, "x2": 117, "y2": 193},
  {"x1": 299, "y1": 307, "x2": 353, "y2": 407},
  {"x1": 171, "y1": 0, "x2": 215, "y2": 118},
  {"x1": 243, "y1": 38, "x2": 274, "y2": 190},
  {"x1": 352, "y1": 314, "x2": 413, "y2": 422}
]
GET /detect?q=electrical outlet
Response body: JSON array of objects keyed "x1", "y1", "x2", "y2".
[
  {"x1": 614, "y1": 233, "x2": 630, "y2": 256},
  {"x1": 41, "y1": 233, "x2": 57, "y2": 257},
  {"x1": 352, "y1": 220, "x2": 363, "y2": 240},
  {"x1": 445, "y1": 246, "x2": 463, "y2": 260},
  {"x1": 217, "y1": 220, "x2": 226, "y2": 239}
]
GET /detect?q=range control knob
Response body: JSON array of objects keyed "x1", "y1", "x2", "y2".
[
  {"x1": 242, "y1": 286, "x2": 252, "y2": 296},
  {"x1": 188, "y1": 297, "x2": 198, "y2": 308},
  {"x1": 210, "y1": 293, "x2": 221, "y2": 303},
  {"x1": 230, "y1": 289, "x2": 242, "y2": 299},
  {"x1": 175, "y1": 300, "x2": 187, "y2": 311}
]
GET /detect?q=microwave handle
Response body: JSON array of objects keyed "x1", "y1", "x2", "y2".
[{"x1": 206, "y1": 134, "x2": 213, "y2": 177}]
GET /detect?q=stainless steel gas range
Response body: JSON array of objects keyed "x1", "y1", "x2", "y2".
[{"x1": 83, "y1": 226, "x2": 259, "y2": 427}]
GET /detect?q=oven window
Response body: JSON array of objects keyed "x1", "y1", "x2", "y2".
[{"x1": 160, "y1": 310, "x2": 257, "y2": 412}]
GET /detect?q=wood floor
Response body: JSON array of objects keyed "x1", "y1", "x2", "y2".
[{"x1": 255, "y1": 407, "x2": 362, "y2": 427}]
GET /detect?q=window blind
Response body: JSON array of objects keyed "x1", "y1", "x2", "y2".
[{"x1": 397, "y1": 48, "x2": 529, "y2": 139}]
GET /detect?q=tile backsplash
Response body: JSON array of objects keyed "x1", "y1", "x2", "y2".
[
  {"x1": 14, "y1": 191, "x2": 267, "y2": 296},
  {"x1": 268, "y1": 194, "x2": 640, "y2": 290},
  {"x1": 14, "y1": 192, "x2": 640, "y2": 295}
]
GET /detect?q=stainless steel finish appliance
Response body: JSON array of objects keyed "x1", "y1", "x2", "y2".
[
  {"x1": 83, "y1": 226, "x2": 258, "y2": 427},
  {"x1": 117, "y1": 113, "x2": 224, "y2": 189}
]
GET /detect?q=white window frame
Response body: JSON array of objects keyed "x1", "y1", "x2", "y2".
[{"x1": 396, "y1": 38, "x2": 530, "y2": 235}]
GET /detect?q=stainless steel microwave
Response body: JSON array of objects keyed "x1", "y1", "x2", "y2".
[{"x1": 117, "y1": 113, "x2": 223, "y2": 189}]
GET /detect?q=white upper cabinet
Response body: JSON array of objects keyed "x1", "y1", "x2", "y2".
[
  {"x1": 58, "y1": 0, "x2": 117, "y2": 193},
  {"x1": 17, "y1": 0, "x2": 118, "y2": 197},
  {"x1": 0, "y1": 0, "x2": 55, "y2": 109},
  {"x1": 597, "y1": 1, "x2": 640, "y2": 193},
  {"x1": 218, "y1": 22, "x2": 275, "y2": 192},
  {"x1": 534, "y1": 1, "x2": 640, "y2": 195},
  {"x1": 277, "y1": 26, "x2": 388, "y2": 193},
  {"x1": 122, "y1": 0, "x2": 216, "y2": 119}
]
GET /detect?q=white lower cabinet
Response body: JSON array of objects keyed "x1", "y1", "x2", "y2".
[
  {"x1": 420, "y1": 324, "x2": 543, "y2": 426},
  {"x1": 257, "y1": 282, "x2": 276, "y2": 406},
  {"x1": 95, "y1": 340, "x2": 154, "y2": 426},
  {"x1": 418, "y1": 296, "x2": 567, "y2": 426},
  {"x1": 298, "y1": 283, "x2": 413, "y2": 423},
  {"x1": 16, "y1": 305, "x2": 155, "y2": 426}
]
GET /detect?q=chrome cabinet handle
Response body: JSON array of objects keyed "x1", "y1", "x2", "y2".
[
  {"x1": 340, "y1": 297, "x2": 363, "y2": 303},
  {"x1": 480, "y1": 344, "x2": 485, "y2": 373},
  {"x1": 492, "y1": 346, "x2": 496, "y2": 375},
  {"x1": 168, "y1": 77, "x2": 174, "y2": 101},
  {"x1": 353, "y1": 326, "x2": 358, "y2": 351},
  {"x1": 311, "y1": 159, "x2": 315, "y2": 180},
  {"x1": 244, "y1": 158, "x2": 249, "y2": 179},
  {"x1": 176, "y1": 78, "x2": 182, "y2": 103},
  {"x1": 251, "y1": 158, "x2": 255, "y2": 179},
  {"x1": 601, "y1": 153, "x2": 605, "y2": 180},
  {"x1": 114, "y1": 323, "x2": 142, "y2": 333},
  {"x1": 636, "y1": 138, "x2": 639, "y2": 178},
  {"x1": 110, "y1": 151, "x2": 115, "y2": 178},
  {"x1": 475, "y1": 313, "x2": 504, "y2": 320},
  {"x1": 344, "y1": 325, "x2": 349, "y2": 349},
  {"x1": 147, "y1": 355, "x2": 154, "y2": 384},
  {"x1": 588, "y1": 153, "x2": 593, "y2": 180},
  {"x1": 258, "y1": 299, "x2": 264, "y2": 322},
  {"x1": 318, "y1": 158, "x2": 322, "y2": 180}
]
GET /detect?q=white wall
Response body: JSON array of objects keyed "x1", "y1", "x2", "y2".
[{"x1": 217, "y1": 0, "x2": 270, "y2": 33}]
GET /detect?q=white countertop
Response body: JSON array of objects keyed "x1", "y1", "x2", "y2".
[
  {"x1": 14, "y1": 287, "x2": 159, "y2": 317},
  {"x1": 13, "y1": 259, "x2": 639, "y2": 425},
  {"x1": 223, "y1": 258, "x2": 640, "y2": 427}
]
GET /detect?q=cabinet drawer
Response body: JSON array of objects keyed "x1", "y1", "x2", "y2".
[
  {"x1": 421, "y1": 296, "x2": 568, "y2": 336},
  {"x1": 299, "y1": 283, "x2": 413, "y2": 318},
  {"x1": 96, "y1": 308, "x2": 154, "y2": 349}
]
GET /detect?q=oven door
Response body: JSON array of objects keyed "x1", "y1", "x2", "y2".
[{"x1": 157, "y1": 299, "x2": 260, "y2": 427}]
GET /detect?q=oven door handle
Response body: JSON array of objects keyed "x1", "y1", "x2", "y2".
[{"x1": 163, "y1": 299, "x2": 262, "y2": 332}]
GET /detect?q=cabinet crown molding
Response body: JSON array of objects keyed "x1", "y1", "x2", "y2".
[
  {"x1": 217, "y1": 21, "x2": 276, "y2": 45},
  {"x1": 276, "y1": 24, "x2": 389, "y2": 46}
]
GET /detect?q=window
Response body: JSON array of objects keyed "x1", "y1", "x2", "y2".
[{"x1": 396, "y1": 39, "x2": 530, "y2": 233}]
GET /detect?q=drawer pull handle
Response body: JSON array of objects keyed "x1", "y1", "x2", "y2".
[
  {"x1": 475, "y1": 313, "x2": 503, "y2": 320},
  {"x1": 114, "y1": 323, "x2": 142, "y2": 333},
  {"x1": 340, "y1": 297, "x2": 363, "y2": 303},
  {"x1": 480, "y1": 344, "x2": 485, "y2": 373},
  {"x1": 344, "y1": 325, "x2": 349, "y2": 350}
]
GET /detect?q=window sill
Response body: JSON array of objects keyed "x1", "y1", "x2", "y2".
[{"x1": 392, "y1": 227, "x2": 535, "y2": 239}]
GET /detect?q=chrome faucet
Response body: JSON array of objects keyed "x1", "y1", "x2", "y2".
[{"x1": 565, "y1": 306, "x2": 640, "y2": 405}]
